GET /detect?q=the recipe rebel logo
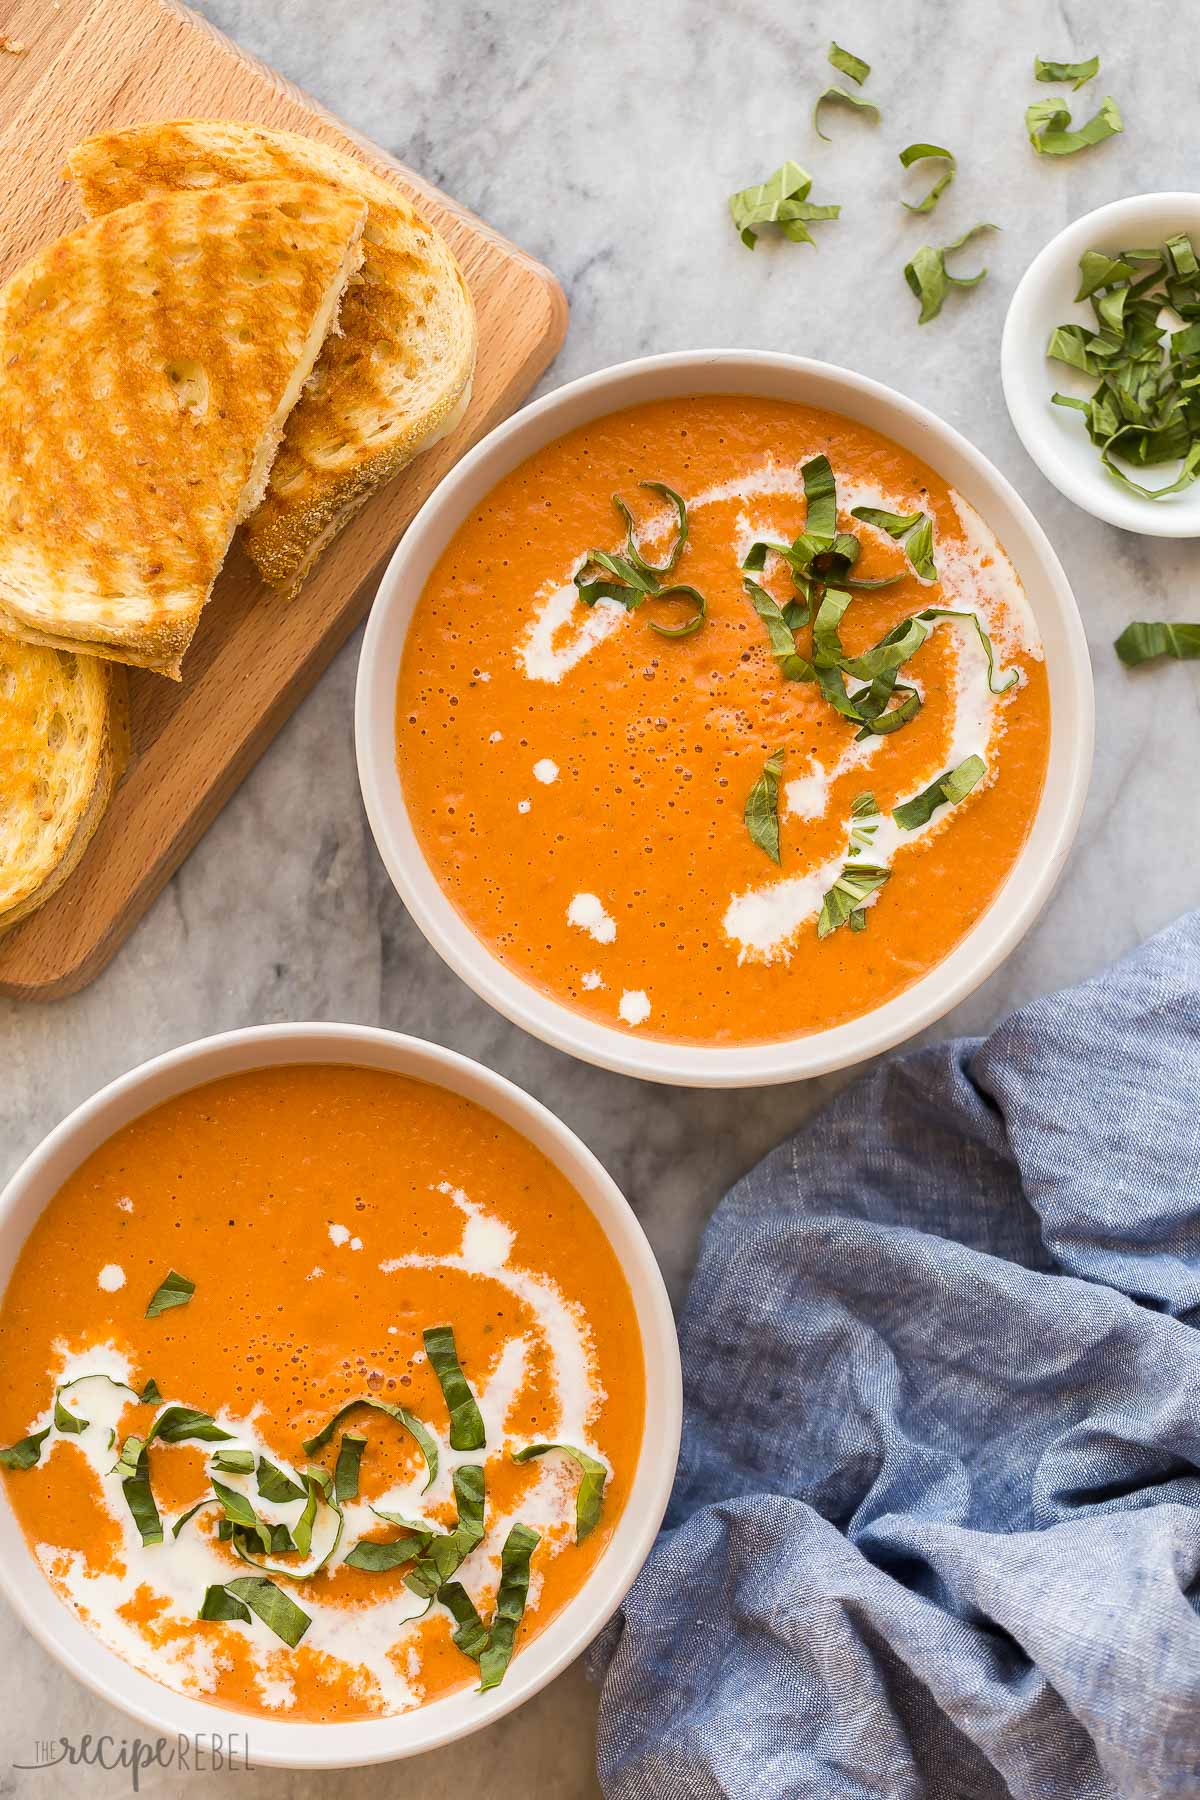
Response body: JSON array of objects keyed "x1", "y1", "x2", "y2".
[{"x1": 13, "y1": 1732, "x2": 253, "y2": 1789}]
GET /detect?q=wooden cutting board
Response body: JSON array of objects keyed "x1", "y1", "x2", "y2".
[{"x1": 0, "y1": 0, "x2": 567, "y2": 999}]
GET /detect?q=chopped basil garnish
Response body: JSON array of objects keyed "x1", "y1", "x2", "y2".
[
  {"x1": 1048, "y1": 237, "x2": 1200, "y2": 498},
  {"x1": 818, "y1": 864, "x2": 891, "y2": 938},
  {"x1": 145, "y1": 1270, "x2": 195, "y2": 1318},
  {"x1": 744, "y1": 749, "x2": 785, "y2": 864},
  {"x1": 211, "y1": 1477, "x2": 274, "y2": 1556},
  {"x1": 344, "y1": 1523, "x2": 433, "y2": 1573},
  {"x1": 0, "y1": 1425, "x2": 51, "y2": 1470},
  {"x1": 511, "y1": 1443, "x2": 609, "y2": 1542},
  {"x1": 728, "y1": 160, "x2": 840, "y2": 250},
  {"x1": 405, "y1": 1465, "x2": 486, "y2": 1598},
  {"x1": 199, "y1": 1577, "x2": 310, "y2": 1648},
  {"x1": 744, "y1": 580, "x2": 814, "y2": 681},
  {"x1": 1026, "y1": 92, "x2": 1122, "y2": 155},
  {"x1": 438, "y1": 1580, "x2": 490, "y2": 1661},
  {"x1": 115, "y1": 1436, "x2": 162, "y2": 1546},
  {"x1": 478, "y1": 1524, "x2": 540, "y2": 1692},
  {"x1": 150, "y1": 1406, "x2": 232, "y2": 1445},
  {"x1": 899, "y1": 143, "x2": 956, "y2": 215},
  {"x1": 893, "y1": 755, "x2": 986, "y2": 830},
  {"x1": 210, "y1": 1448, "x2": 255, "y2": 1475},
  {"x1": 813, "y1": 85, "x2": 880, "y2": 142},
  {"x1": 1034, "y1": 53, "x2": 1099, "y2": 90},
  {"x1": 850, "y1": 792, "x2": 878, "y2": 818},
  {"x1": 301, "y1": 1397, "x2": 438, "y2": 1492},
  {"x1": 231, "y1": 1466, "x2": 345, "y2": 1580},
  {"x1": 171, "y1": 1498, "x2": 209, "y2": 1539},
  {"x1": 333, "y1": 1430, "x2": 366, "y2": 1502},
  {"x1": 904, "y1": 224, "x2": 996, "y2": 324},
  {"x1": 850, "y1": 505, "x2": 937, "y2": 581},
  {"x1": 257, "y1": 1456, "x2": 306, "y2": 1504},
  {"x1": 828, "y1": 40, "x2": 869, "y2": 84},
  {"x1": 423, "y1": 1324, "x2": 486, "y2": 1452},
  {"x1": 1114, "y1": 621, "x2": 1200, "y2": 666},
  {"x1": 575, "y1": 486, "x2": 707, "y2": 637}
]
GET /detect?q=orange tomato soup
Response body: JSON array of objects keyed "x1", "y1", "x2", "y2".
[
  {"x1": 396, "y1": 395, "x2": 1050, "y2": 1045},
  {"x1": 0, "y1": 1065, "x2": 644, "y2": 1721}
]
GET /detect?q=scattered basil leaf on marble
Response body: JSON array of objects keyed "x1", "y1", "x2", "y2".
[
  {"x1": 905, "y1": 224, "x2": 996, "y2": 324},
  {"x1": 728, "y1": 160, "x2": 840, "y2": 249},
  {"x1": 1026, "y1": 93, "x2": 1122, "y2": 155},
  {"x1": 145, "y1": 1270, "x2": 195, "y2": 1318},
  {"x1": 511, "y1": 1443, "x2": 609, "y2": 1542},
  {"x1": 334, "y1": 1431, "x2": 366, "y2": 1503},
  {"x1": 423, "y1": 1324, "x2": 486, "y2": 1451},
  {"x1": 301, "y1": 1397, "x2": 438, "y2": 1492},
  {"x1": 201, "y1": 1577, "x2": 310, "y2": 1648},
  {"x1": 813, "y1": 85, "x2": 880, "y2": 141},
  {"x1": 744, "y1": 749, "x2": 785, "y2": 864},
  {"x1": 0, "y1": 1425, "x2": 51, "y2": 1469},
  {"x1": 898, "y1": 143, "x2": 956, "y2": 214},
  {"x1": 1034, "y1": 53, "x2": 1100, "y2": 90},
  {"x1": 478, "y1": 1523, "x2": 540, "y2": 1692},
  {"x1": 828, "y1": 40, "x2": 869, "y2": 84},
  {"x1": 1114, "y1": 620, "x2": 1200, "y2": 666},
  {"x1": 256, "y1": 1457, "x2": 307, "y2": 1504},
  {"x1": 893, "y1": 755, "x2": 986, "y2": 830},
  {"x1": 819, "y1": 864, "x2": 891, "y2": 938}
]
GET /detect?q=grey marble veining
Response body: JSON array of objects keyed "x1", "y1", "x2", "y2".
[{"x1": 3, "y1": 2, "x2": 1198, "y2": 1793}]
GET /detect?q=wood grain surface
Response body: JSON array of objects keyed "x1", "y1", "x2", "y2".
[{"x1": 0, "y1": 0, "x2": 567, "y2": 999}]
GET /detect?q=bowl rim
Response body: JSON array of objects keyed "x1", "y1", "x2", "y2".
[
  {"x1": 356, "y1": 347, "x2": 1094, "y2": 1086},
  {"x1": 0, "y1": 1022, "x2": 682, "y2": 1769},
  {"x1": 1001, "y1": 190, "x2": 1200, "y2": 537}
]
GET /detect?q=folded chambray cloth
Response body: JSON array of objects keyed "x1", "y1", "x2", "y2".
[{"x1": 594, "y1": 913, "x2": 1200, "y2": 1800}]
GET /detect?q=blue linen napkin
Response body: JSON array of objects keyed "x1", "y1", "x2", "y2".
[{"x1": 594, "y1": 914, "x2": 1200, "y2": 1800}]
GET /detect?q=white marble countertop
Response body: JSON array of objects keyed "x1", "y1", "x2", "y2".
[{"x1": 4, "y1": 2, "x2": 1197, "y2": 1793}]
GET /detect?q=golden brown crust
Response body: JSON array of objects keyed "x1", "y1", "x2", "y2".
[
  {"x1": 0, "y1": 641, "x2": 126, "y2": 931},
  {"x1": 0, "y1": 179, "x2": 367, "y2": 675},
  {"x1": 67, "y1": 120, "x2": 477, "y2": 589}
]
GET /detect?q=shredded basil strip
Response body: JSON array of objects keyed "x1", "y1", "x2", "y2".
[
  {"x1": 478, "y1": 1523, "x2": 540, "y2": 1692},
  {"x1": 211, "y1": 1477, "x2": 273, "y2": 1555},
  {"x1": 200, "y1": 1577, "x2": 310, "y2": 1648},
  {"x1": 744, "y1": 749, "x2": 785, "y2": 864},
  {"x1": 115, "y1": 1436, "x2": 163, "y2": 1546},
  {"x1": 438, "y1": 1580, "x2": 490, "y2": 1661},
  {"x1": 575, "y1": 488, "x2": 707, "y2": 637},
  {"x1": 905, "y1": 224, "x2": 996, "y2": 324},
  {"x1": 0, "y1": 1425, "x2": 51, "y2": 1470},
  {"x1": 1026, "y1": 93, "x2": 1122, "y2": 155},
  {"x1": 613, "y1": 481, "x2": 688, "y2": 579},
  {"x1": 423, "y1": 1324, "x2": 486, "y2": 1451},
  {"x1": 301, "y1": 1397, "x2": 438, "y2": 1492},
  {"x1": 728, "y1": 160, "x2": 840, "y2": 250},
  {"x1": 1034, "y1": 53, "x2": 1099, "y2": 90},
  {"x1": 405, "y1": 1465, "x2": 486, "y2": 1598},
  {"x1": 171, "y1": 1499, "x2": 209, "y2": 1539},
  {"x1": 334, "y1": 1430, "x2": 366, "y2": 1502},
  {"x1": 743, "y1": 580, "x2": 814, "y2": 680},
  {"x1": 893, "y1": 755, "x2": 987, "y2": 830},
  {"x1": 145, "y1": 1270, "x2": 195, "y2": 1318},
  {"x1": 850, "y1": 505, "x2": 937, "y2": 580},
  {"x1": 511, "y1": 1443, "x2": 609, "y2": 1542},
  {"x1": 256, "y1": 1457, "x2": 307, "y2": 1504},
  {"x1": 899, "y1": 143, "x2": 956, "y2": 215},
  {"x1": 49, "y1": 1372, "x2": 162, "y2": 1439},
  {"x1": 828, "y1": 40, "x2": 869, "y2": 84},
  {"x1": 344, "y1": 1524, "x2": 433, "y2": 1572},
  {"x1": 813, "y1": 85, "x2": 880, "y2": 141},
  {"x1": 850, "y1": 792, "x2": 878, "y2": 818},
  {"x1": 818, "y1": 864, "x2": 891, "y2": 939},
  {"x1": 231, "y1": 1467, "x2": 345, "y2": 1580},
  {"x1": 210, "y1": 1448, "x2": 255, "y2": 1475},
  {"x1": 1114, "y1": 621, "x2": 1200, "y2": 667},
  {"x1": 150, "y1": 1405, "x2": 232, "y2": 1445}
]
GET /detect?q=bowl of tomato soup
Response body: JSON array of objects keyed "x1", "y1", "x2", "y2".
[
  {"x1": 0, "y1": 1024, "x2": 680, "y2": 1767},
  {"x1": 357, "y1": 351, "x2": 1093, "y2": 1085}
]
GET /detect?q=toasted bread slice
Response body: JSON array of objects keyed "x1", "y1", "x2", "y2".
[
  {"x1": 67, "y1": 119, "x2": 478, "y2": 591},
  {"x1": 0, "y1": 640, "x2": 127, "y2": 932},
  {"x1": 0, "y1": 179, "x2": 367, "y2": 677}
]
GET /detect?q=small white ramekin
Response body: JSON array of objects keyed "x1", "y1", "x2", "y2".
[
  {"x1": 1002, "y1": 193, "x2": 1200, "y2": 535},
  {"x1": 0, "y1": 1024, "x2": 681, "y2": 1768},
  {"x1": 356, "y1": 349, "x2": 1094, "y2": 1087}
]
